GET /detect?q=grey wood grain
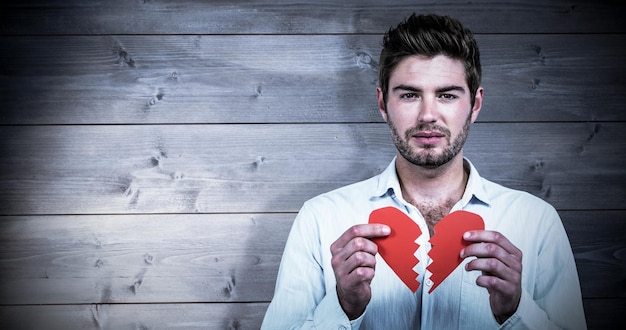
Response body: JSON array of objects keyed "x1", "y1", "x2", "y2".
[
  {"x1": 1, "y1": 123, "x2": 624, "y2": 215},
  {"x1": 1, "y1": 35, "x2": 624, "y2": 124},
  {"x1": 0, "y1": 0, "x2": 623, "y2": 328},
  {"x1": 0, "y1": 303, "x2": 269, "y2": 329},
  {"x1": 0, "y1": 211, "x2": 623, "y2": 304},
  {"x1": 1, "y1": 0, "x2": 624, "y2": 35},
  {"x1": 0, "y1": 214, "x2": 293, "y2": 304},
  {"x1": 1, "y1": 299, "x2": 620, "y2": 329}
]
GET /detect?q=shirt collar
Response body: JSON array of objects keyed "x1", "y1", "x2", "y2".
[{"x1": 373, "y1": 156, "x2": 491, "y2": 207}]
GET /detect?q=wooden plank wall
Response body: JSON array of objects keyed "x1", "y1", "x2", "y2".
[{"x1": 0, "y1": 1, "x2": 624, "y2": 328}]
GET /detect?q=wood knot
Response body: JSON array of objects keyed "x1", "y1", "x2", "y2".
[
  {"x1": 148, "y1": 89, "x2": 165, "y2": 107},
  {"x1": 116, "y1": 47, "x2": 135, "y2": 67},
  {"x1": 253, "y1": 84, "x2": 262, "y2": 97},
  {"x1": 530, "y1": 79, "x2": 541, "y2": 90},
  {"x1": 586, "y1": 123, "x2": 601, "y2": 142},
  {"x1": 222, "y1": 274, "x2": 236, "y2": 298},
  {"x1": 253, "y1": 156, "x2": 267, "y2": 169},
  {"x1": 355, "y1": 51, "x2": 373, "y2": 69}
]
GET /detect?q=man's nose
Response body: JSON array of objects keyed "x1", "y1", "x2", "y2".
[{"x1": 416, "y1": 97, "x2": 437, "y2": 123}]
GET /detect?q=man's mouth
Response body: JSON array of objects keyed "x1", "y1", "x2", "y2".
[
  {"x1": 413, "y1": 131, "x2": 446, "y2": 144},
  {"x1": 414, "y1": 131, "x2": 445, "y2": 138}
]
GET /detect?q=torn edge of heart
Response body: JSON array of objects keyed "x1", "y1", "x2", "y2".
[
  {"x1": 426, "y1": 210, "x2": 484, "y2": 294},
  {"x1": 369, "y1": 206, "x2": 422, "y2": 292}
]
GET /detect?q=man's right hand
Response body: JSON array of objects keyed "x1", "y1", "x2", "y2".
[{"x1": 330, "y1": 224, "x2": 391, "y2": 320}]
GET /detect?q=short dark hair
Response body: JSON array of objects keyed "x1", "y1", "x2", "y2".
[{"x1": 378, "y1": 13, "x2": 482, "y2": 106}]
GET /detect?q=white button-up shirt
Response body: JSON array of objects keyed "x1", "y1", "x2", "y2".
[{"x1": 262, "y1": 158, "x2": 587, "y2": 329}]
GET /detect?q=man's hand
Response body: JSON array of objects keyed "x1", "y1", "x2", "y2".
[
  {"x1": 461, "y1": 230, "x2": 523, "y2": 324},
  {"x1": 330, "y1": 224, "x2": 390, "y2": 320}
]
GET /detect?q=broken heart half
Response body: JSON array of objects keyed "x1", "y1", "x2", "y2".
[{"x1": 369, "y1": 207, "x2": 484, "y2": 293}]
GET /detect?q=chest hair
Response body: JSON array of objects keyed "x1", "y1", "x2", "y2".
[{"x1": 413, "y1": 199, "x2": 457, "y2": 237}]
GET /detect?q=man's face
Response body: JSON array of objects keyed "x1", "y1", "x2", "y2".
[{"x1": 377, "y1": 55, "x2": 483, "y2": 168}]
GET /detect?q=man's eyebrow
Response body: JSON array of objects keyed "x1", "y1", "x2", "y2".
[
  {"x1": 391, "y1": 84, "x2": 466, "y2": 93},
  {"x1": 436, "y1": 85, "x2": 466, "y2": 93},
  {"x1": 391, "y1": 84, "x2": 422, "y2": 93}
]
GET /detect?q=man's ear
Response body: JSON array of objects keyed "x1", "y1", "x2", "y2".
[
  {"x1": 377, "y1": 87, "x2": 388, "y2": 122},
  {"x1": 470, "y1": 87, "x2": 484, "y2": 123}
]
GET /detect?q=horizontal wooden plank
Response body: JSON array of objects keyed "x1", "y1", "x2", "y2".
[
  {"x1": 0, "y1": 214, "x2": 293, "y2": 305},
  {"x1": 0, "y1": 123, "x2": 394, "y2": 214},
  {"x1": 1, "y1": 35, "x2": 624, "y2": 124},
  {"x1": 463, "y1": 122, "x2": 626, "y2": 211},
  {"x1": 0, "y1": 299, "x2": 621, "y2": 329},
  {"x1": 0, "y1": 211, "x2": 623, "y2": 305},
  {"x1": 560, "y1": 211, "x2": 626, "y2": 299},
  {"x1": 0, "y1": 303, "x2": 268, "y2": 329},
  {"x1": 1, "y1": 122, "x2": 624, "y2": 215},
  {"x1": 0, "y1": 0, "x2": 624, "y2": 35},
  {"x1": 0, "y1": 299, "x2": 622, "y2": 329},
  {"x1": 583, "y1": 298, "x2": 626, "y2": 330}
]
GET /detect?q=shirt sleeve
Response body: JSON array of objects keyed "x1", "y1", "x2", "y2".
[
  {"x1": 499, "y1": 207, "x2": 587, "y2": 330},
  {"x1": 261, "y1": 202, "x2": 362, "y2": 329}
]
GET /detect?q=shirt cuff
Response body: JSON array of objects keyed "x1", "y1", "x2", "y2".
[
  {"x1": 498, "y1": 289, "x2": 547, "y2": 330},
  {"x1": 313, "y1": 286, "x2": 364, "y2": 329}
]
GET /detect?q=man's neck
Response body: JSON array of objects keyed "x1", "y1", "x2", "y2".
[
  {"x1": 396, "y1": 153, "x2": 469, "y2": 235},
  {"x1": 395, "y1": 153, "x2": 468, "y2": 206}
]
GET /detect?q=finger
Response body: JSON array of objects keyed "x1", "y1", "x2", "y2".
[
  {"x1": 331, "y1": 224, "x2": 391, "y2": 253},
  {"x1": 333, "y1": 238, "x2": 379, "y2": 272},
  {"x1": 462, "y1": 241, "x2": 522, "y2": 273},
  {"x1": 475, "y1": 272, "x2": 522, "y2": 319},
  {"x1": 331, "y1": 234, "x2": 382, "y2": 278},
  {"x1": 348, "y1": 265, "x2": 376, "y2": 284},
  {"x1": 334, "y1": 251, "x2": 377, "y2": 297},
  {"x1": 338, "y1": 252, "x2": 377, "y2": 286},
  {"x1": 475, "y1": 273, "x2": 519, "y2": 299},
  {"x1": 344, "y1": 250, "x2": 377, "y2": 274},
  {"x1": 348, "y1": 236, "x2": 380, "y2": 256},
  {"x1": 463, "y1": 230, "x2": 522, "y2": 257},
  {"x1": 465, "y1": 257, "x2": 521, "y2": 283}
]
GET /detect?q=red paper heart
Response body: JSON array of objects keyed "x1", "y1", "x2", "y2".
[
  {"x1": 369, "y1": 207, "x2": 484, "y2": 294},
  {"x1": 369, "y1": 207, "x2": 422, "y2": 292},
  {"x1": 426, "y1": 210, "x2": 484, "y2": 293}
]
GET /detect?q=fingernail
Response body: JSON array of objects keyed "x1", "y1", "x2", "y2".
[
  {"x1": 460, "y1": 249, "x2": 465, "y2": 258},
  {"x1": 382, "y1": 225, "x2": 391, "y2": 235},
  {"x1": 463, "y1": 232, "x2": 471, "y2": 239}
]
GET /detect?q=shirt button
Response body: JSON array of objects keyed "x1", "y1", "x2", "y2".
[
  {"x1": 426, "y1": 279, "x2": 433, "y2": 287},
  {"x1": 338, "y1": 326, "x2": 347, "y2": 330}
]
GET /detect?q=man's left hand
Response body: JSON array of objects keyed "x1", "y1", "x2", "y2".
[{"x1": 460, "y1": 230, "x2": 522, "y2": 324}]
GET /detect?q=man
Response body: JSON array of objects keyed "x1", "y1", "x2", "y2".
[{"x1": 262, "y1": 13, "x2": 586, "y2": 329}]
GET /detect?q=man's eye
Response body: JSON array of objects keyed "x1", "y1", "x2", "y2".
[
  {"x1": 440, "y1": 93, "x2": 457, "y2": 100},
  {"x1": 400, "y1": 93, "x2": 417, "y2": 99}
]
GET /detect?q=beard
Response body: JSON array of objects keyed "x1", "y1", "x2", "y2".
[{"x1": 388, "y1": 111, "x2": 472, "y2": 169}]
